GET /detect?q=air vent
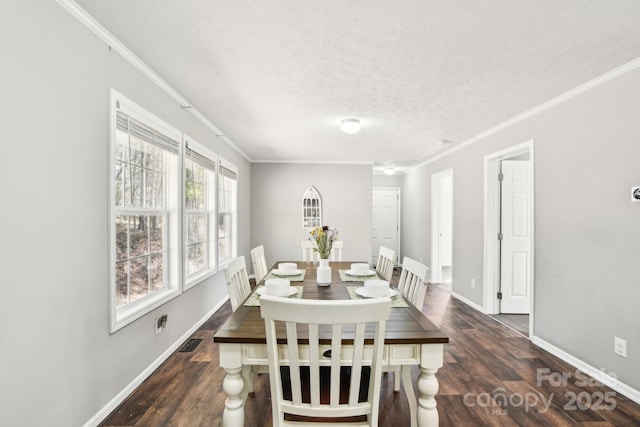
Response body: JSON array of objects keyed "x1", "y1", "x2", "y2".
[{"x1": 179, "y1": 338, "x2": 203, "y2": 353}]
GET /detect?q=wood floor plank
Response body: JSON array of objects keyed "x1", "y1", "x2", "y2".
[{"x1": 99, "y1": 274, "x2": 640, "y2": 427}]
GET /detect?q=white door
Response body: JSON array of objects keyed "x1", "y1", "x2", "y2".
[
  {"x1": 500, "y1": 160, "x2": 531, "y2": 314},
  {"x1": 431, "y1": 170, "x2": 453, "y2": 285},
  {"x1": 372, "y1": 188, "x2": 399, "y2": 266}
]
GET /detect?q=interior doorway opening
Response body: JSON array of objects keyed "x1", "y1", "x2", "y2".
[
  {"x1": 431, "y1": 169, "x2": 453, "y2": 291},
  {"x1": 483, "y1": 141, "x2": 534, "y2": 338}
]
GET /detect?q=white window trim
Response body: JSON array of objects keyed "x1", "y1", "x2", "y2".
[
  {"x1": 217, "y1": 156, "x2": 238, "y2": 268},
  {"x1": 183, "y1": 135, "x2": 218, "y2": 291},
  {"x1": 302, "y1": 185, "x2": 322, "y2": 229},
  {"x1": 109, "y1": 89, "x2": 183, "y2": 333}
]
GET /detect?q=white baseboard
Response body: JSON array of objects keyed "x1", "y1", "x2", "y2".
[
  {"x1": 83, "y1": 297, "x2": 229, "y2": 427},
  {"x1": 451, "y1": 291, "x2": 485, "y2": 313},
  {"x1": 532, "y1": 336, "x2": 640, "y2": 405},
  {"x1": 452, "y1": 294, "x2": 640, "y2": 405}
]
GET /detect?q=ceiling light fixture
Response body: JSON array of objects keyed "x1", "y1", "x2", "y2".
[
  {"x1": 437, "y1": 139, "x2": 451, "y2": 145},
  {"x1": 341, "y1": 118, "x2": 361, "y2": 134},
  {"x1": 383, "y1": 167, "x2": 395, "y2": 175}
]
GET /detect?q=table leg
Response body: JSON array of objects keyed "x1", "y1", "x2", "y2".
[
  {"x1": 402, "y1": 365, "x2": 417, "y2": 427},
  {"x1": 417, "y1": 344, "x2": 444, "y2": 427},
  {"x1": 417, "y1": 367, "x2": 440, "y2": 427},
  {"x1": 219, "y1": 344, "x2": 245, "y2": 427}
]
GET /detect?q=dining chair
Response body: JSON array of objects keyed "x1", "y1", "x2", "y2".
[
  {"x1": 301, "y1": 240, "x2": 317, "y2": 262},
  {"x1": 223, "y1": 255, "x2": 267, "y2": 392},
  {"x1": 224, "y1": 256, "x2": 252, "y2": 312},
  {"x1": 260, "y1": 295, "x2": 391, "y2": 426},
  {"x1": 329, "y1": 240, "x2": 343, "y2": 261},
  {"x1": 386, "y1": 256, "x2": 430, "y2": 391},
  {"x1": 250, "y1": 244, "x2": 269, "y2": 283},
  {"x1": 396, "y1": 256, "x2": 431, "y2": 308},
  {"x1": 375, "y1": 246, "x2": 396, "y2": 282}
]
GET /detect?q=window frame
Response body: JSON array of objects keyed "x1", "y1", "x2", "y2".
[
  {"x1": 183, "y1": 135, "x2": 218, "y2": 290},
  {"x1": 217, "y1": 157, "x2": 238, "y2": 269},
  {"x1": 302, "y1": 185, "x2": 322, "y2": 229},
  {"x1": 109, "y1": 89, "x2": 182, "y2": 333}
]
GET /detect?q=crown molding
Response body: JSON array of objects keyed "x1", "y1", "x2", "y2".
[
  {"x1": 410, "y1": 55, "x2": 640, "y2": 172},
  {"x1": 252, "y1": 159, "x2": 373, "y2": 166},
  {"x1": 56, "y1": 0, "x2": 251, "y2": 162}
]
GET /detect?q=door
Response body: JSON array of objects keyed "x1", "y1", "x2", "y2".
[
  {"x1": 500, "y1": 160, "x2": 531, "y2": 313},
  {"x1": 431, "y1": 169, "x2": 453, "y2": 285},
  {"x1": 372, "y1": 188, "x2": 399, "y2": 266}
]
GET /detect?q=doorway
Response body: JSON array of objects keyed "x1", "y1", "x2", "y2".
[
  {"x1": 372, "y1": 188, "x2": 400, "y2": 267},
  {"x1": 483, "y1": 141, "x2": 534, "y2": 337},
  {"x1": 431, "y1": 169, "x2": 453, "y2": 289}
]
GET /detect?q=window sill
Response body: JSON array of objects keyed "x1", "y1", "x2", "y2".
[{"x1": 110, "y1": 287, "x2": 181, "y2": 334}]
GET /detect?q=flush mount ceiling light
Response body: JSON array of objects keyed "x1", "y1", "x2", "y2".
[
  {"x1": 340, "y1": 118, "x2": 361, "y2": 134},
  {"x1": 383, "y1": 167, "x2": 396, "y2": 175}
]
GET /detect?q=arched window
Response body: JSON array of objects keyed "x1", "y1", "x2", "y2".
[{"x1": 302, "y1": 186, "x2": 322, "y2": 229}]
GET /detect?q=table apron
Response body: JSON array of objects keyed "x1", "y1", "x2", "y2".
[{"x1": 219, "y1": 343, "x2": 444, "y2": 370}]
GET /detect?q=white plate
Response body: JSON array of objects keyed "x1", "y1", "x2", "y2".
[
  {"x1": 346, "y1": 269, "x2": 376, "y2": 276},
  {"x1": 271, "y1": 269, "x2": 304, "y2": 276},
  {"x1": 257, "y1": 286, "x2": 298, "y2": 297},
  {"x1": 355, "y1": 287, "x2": 397, "y2": 299}
]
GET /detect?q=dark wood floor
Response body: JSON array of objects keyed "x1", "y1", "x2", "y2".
[
  {"x1": 491, "y1": 313, "x2": 529, "y2": 336},
  {"x1": 99, "y1": 275, "x2": 640, "y2": 426}
]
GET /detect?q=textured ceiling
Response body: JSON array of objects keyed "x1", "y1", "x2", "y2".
[{"x1": 73, "y1": 0, "x2": 640, "y2": 173}]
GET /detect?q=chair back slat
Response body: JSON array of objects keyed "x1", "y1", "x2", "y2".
[
  {"x1": 397, "y1": 256, "x2": 430, "y2": 308},
  {"x1": 224, "y1": 256, "x2": 251, "y2": 312},
  {"x1": 250, "y1": 245, "x2": 269, "y2": 283},
  {"x1": 330, "y1": 240, "x2": 343, "y2": 261},
  {"x1": 260, "y1": 296, "x2": 391, "y2": 426},
  {"x1": 375, "y1": 246, "x2": 396, "y2": 282},
  {"x1": 301, "y1": 240, "x2": 317, "y2": 262}
]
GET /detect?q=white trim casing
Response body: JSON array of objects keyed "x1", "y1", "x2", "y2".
[
  {"x1": 183, "y1": 134, "x2": 218, "y2": 291},
  {"x1": 56, "y1": 0, "x2": 250, "y2": 162},
  {"x1": 430, "y1": 169, "x2": 453, "y2": 286},
  {"x1": 482, "y1": 140, "x2": 534, "y2": 336},
  {"x1": 83, "y1": 297, "x2": 229, "y2": 427},
  {"x1": 109, "y1": 89, "x2": 184, "y2": 333}
]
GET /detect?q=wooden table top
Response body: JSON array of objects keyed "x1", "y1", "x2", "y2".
[{"x1": 213, "y1": 261, "x2": 449, "y2": 345}]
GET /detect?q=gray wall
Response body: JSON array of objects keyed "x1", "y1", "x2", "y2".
[
  {"x1": 0, "y1": 2, "x2": 250, "y2": 426},
  {"x1": 250, "y1": 163, "x2": 373, "y2": 268},
  {"x1": 402, "y1": 65, "x2": 640, "y2": 391}
]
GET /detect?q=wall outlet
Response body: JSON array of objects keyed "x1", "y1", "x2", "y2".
[
  {"x1": 155, "y1": 314, "x2": 168, "y2": 335},
  {"x1": 470, "y1": 278, "x2": 475, "y2": 288},
  {"x1": 614, "y1": 337, "x2": 627, "y2": 358}
]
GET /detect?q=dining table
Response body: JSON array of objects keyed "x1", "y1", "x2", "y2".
[{"x1": 213, "y1": 261, "x2": 449, "y2": 427}]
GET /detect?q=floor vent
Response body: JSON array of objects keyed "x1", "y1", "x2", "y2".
[{"x1": 179, "y1": 338, "x2": 203, "y2": 353}]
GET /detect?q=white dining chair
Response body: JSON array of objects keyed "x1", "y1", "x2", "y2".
[
  {"x1": 250, "y1": 244, "x2": 269, "y2": 283},
  {"x1": 224, "y1": 256, "x2": 252, "y2": 312},
  {"x1": 330, "y1": 240, "x2": 343, "y2": 261},
  {"x1": 375, "y1": 246, "x2": 396, "y2": 282},
  {"x1": 397, "y1": 256, "x2": 431, "y2": 308},
  {"x1": 301, "y1": 240, "x2": 317, "y2": 262},
  {"x1": 260, "y1": 295, "x2": 391, "y2": 426},
  {"x1": 386, "y1": 256, "x2": 430, "y2": 391},
  {"x1": 224, "y1": 255, "x2": 268, "y2": 392}
]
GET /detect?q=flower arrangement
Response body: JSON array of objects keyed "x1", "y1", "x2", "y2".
[{"x1": 309, "y1": 225, "x2": 338, "y2": 259}]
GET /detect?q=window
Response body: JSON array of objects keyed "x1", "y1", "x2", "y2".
[
  {"x1": 184, "y1": 137, "x2": 217, "y2": 288},
  {"x1": 218, "y1": 158, "x2": 238, "y2": 266},
  {"x1": 110, "y1": 90, "x2": 181, "y2": 332},
  {"x1": 302, "y1": 186, "x2": 322, "y2": 229}
]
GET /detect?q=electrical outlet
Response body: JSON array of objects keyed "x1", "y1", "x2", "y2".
[
  {"x1": 614, "y1": 337, "x2": 627, "y2": 358},
  {"x1": 470, "y1": 279, "x2": 475, "y2": 288},
  {"x1": 155, "y1": 314, "x2": 168, "y2": 335}
]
